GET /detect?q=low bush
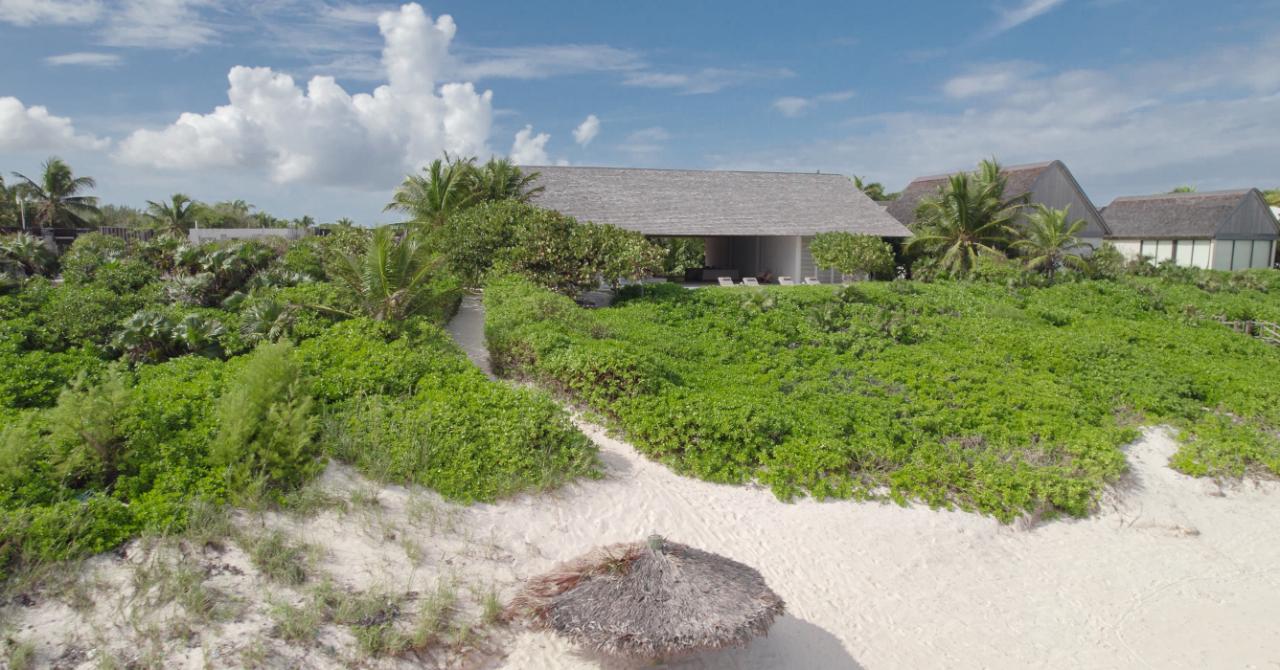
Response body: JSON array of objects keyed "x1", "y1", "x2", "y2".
[
  {"x1": 486, "y1": 273, "x2": 1280, "y2": 521},
  {"x1": 209, "y1": 341, "x2": 321, "y2": 501}
]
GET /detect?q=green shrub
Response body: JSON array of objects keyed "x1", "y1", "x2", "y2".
[
  {"x1": 485, "y1": 272, "x2": 1280, "y2": 521},
  {"x1": 810, "y1": 232, "x2": 895, "y2": 279},
  {"x1": 61, "y1": 233, "x2": 126, "y2": 284},
  {"x1": 209, "y1": 341, "x2": 321, "y2": 500},
  {"x1": 444, "y1": 201, "x2": 661, "y2": 294},
  {"x1": 46, "y1": 368, "x2": 133, "y2": 488},
  {"x1": 325, "y1": 374, "x2": 597, "y2": 502}
]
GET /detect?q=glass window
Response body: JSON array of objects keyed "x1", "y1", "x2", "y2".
[
  {"x1": 1192, "y1": 240, "x2": 1212, "y2": 268},
  {"x1": 1232, "y1": 240, "x2": 1252, "y2": 270},
  {"x1": 1155, "y1": 240, "x2": 1174, "y2": 262},
  {"x1": 1252, "y1": 240, "x2": 1272, "y2": 269},
  {"x1": 1174, "y1": 240, "x2": 1194, "y2": 267}
]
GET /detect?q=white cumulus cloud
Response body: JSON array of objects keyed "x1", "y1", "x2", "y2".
[
  {"x1": 0, "y1": 97, "x2": 109, "y2": 151},
  {"x1": 510, "y1": 124, "x2": 550, "y2": 164},
  {"x1": 572, "y1": 114, "x2": 599, "y2": 146},
  {"x1": 0, "y1": 0, "x2": 101, "y2": 25},
  {"x1": 116, "y1": 3, "x2": 494, "y2": 188}
]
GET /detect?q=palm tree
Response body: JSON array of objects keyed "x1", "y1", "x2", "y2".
[
  {"x1": 10, "y1": 157, "x2": 100, "y2": 227},
  {"x1": 1263, "y1": 188, "x2": 1280, "y2": 208},
  {"x1": 0, "y1": 233, "x2": 57, "y2": 277},
  {"x1": 853, "y1": 175, "x2": 888, "y2": 202},
  {"x1": 907, "y1": 159, "x2": 1025, "y2": 276},
  {"x1": 470, "y1": 157, "x2": 543, "y2": 203},
  {"x1": 145, "y1": 193, "x2": 197, "y2": 236},
  {"x1": 329, "y1": 227, "x2": 443, "y2": 321},
  {"x1": 385, "y1": 155, "x2": 478, "y2": 229},
  {"x1": 1010, "y1": 205, "x2": 1090, "y2": 281}
]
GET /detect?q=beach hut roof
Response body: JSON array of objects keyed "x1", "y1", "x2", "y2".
[
  {"x1": 526, "y1": 165, "x2": 911, "y2": 238},
  {"x1": 507, "y1": 535, "x2": 786, "y2": 660},
  {"x1": 1101, "y1": 189, "x2": 1280, "y2": 240}
]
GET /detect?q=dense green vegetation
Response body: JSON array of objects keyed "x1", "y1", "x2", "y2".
[
  {"x1": 487, "y1": 269, "x2": 1280, "y2": 522},
  {"x1": 0, "y1": 215, "x2": 597, "y2": 581}
]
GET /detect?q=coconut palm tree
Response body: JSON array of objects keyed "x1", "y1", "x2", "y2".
[
  {"x1": 385, "y1": 155, "x2": 478, "y2": 229},
  {"x1": 1011, "y1": 205, "x2": 1090, "y2": 282},
  {"x1": 470, "y1": 157, "x2": 543, "y2": 203},
  {"x1": 328, "y1": 226, "x2": 443, "y2": 321},
  {"x1": 853, "y1": 175, "x2": 889, "y2": 202},
  {"x1": 1263, "y1": 188, "x2": 1280, "y2": 208},
  {"x1": 10, "y1": 157, "x2": 100, "y2": 227},
  {"x1": 145, "y1": 193, "x2": 197, "y2": 237},
  {"x1": 907, "y1": 160, "x2": 1025, "y2": 276}
]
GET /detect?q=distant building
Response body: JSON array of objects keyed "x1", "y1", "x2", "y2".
[
  {"x1": 886, "y1": 160, "x2": 1111, "y2": 249},
  {"x1": 1101, "y1": 189, "x2": 1279, "y2": 270},
  {"x1": 529, "y1": 166, "x2": 911, "y2": 282},
  {"x1": 188, "y1": 227, "x2": 310, "y2": 244}
]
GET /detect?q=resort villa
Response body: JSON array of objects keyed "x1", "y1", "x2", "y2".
[
  {"x1": 1101, "y1": 189, "x2": 1280, "y2": 270},
  {"x1": 887, "y1": 160, "x2": 1111, "y2": 249},
  {"x1": 529, "y1": 166, "x2": 911, "y2": 283}
]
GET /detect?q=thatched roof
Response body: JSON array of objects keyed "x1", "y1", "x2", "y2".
[
  {"x1": 506, "y1": 536, "x2": 786, "y2": 660},
  {"x1": 527, "y1": 165, "x2": 911, "y2": 238},
  {"x1": 886, "y1": 161, "x2": 1058, "y2": 226},
  {"x1": 1101, "y1": 189, "x2": 1279, "y2": 239}
]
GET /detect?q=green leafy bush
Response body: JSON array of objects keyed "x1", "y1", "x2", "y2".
[
  {"x1": 810, "y1": 232, "x2": 895, "y2": 279},
  {"x1": 209, "y1": 341, "x2": 321, "y2": 500},
  {"x1": 443, "y1": 201, "x2": 661, "y2": 294},
  {"x1": 486, "y1": 273, "x2": 1280, "y2": 521}
]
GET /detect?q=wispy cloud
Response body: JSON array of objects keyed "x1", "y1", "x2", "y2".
[
  {"x1": 624, "y1": 67, "x2": 793, "y2": 95},
  {"x1": 619, "y1": 126, "x2": 670, "y2": 155},
  {"x1": 45, "y1": 51, "x2": 122, "y2": 67},
  {"x1": 990, "y1": 0, "x2": 1068, "y2": 35},
  {"x1": 772, "y1": 90, "x2": 855, "y2": 117},
  {"x1": 458, "y1": 44, "x2": 643, "y2": 80},
  {"x1": 0, "y1": 0, "x2": 102, "y2": 26},
  {"x1": 99, "y1": 0, "x2": 218, "y2": 49}
]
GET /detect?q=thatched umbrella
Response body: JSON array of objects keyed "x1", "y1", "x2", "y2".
[{"x1": 506, "y1": 535, "x2": 786, "y2": 660}]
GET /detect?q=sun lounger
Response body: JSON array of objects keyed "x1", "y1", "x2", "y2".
[
  {"x1": 777, "y1": 276, "x2": 795, "y2": 286},
  {"x1": 741, "y1": 277, "x2": 760, "y2": 287},
  {"x1": 803, "y1": 277, "x2": 820, "y2": 285},
  {"x1": 717, "y1": 276, "x2": 736, "y2": 287}
]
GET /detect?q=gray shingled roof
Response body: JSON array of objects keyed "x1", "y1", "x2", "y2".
[
  {"x1": 526, "y1": 166, "x2": 912, "y2": 238},
  {"x1": 885, "y1": 161, "x2": 1054, "y2": 226},
  {"x1": 1101, "y1": 190, "x2": 1253, "y2": 238}
]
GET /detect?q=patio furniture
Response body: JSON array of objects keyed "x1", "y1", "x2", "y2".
[
  {"x1": 803, "y1": 277, "x2": 820, "y2": 285},
  {"x1": 777, "y1": 276, "x2": 794, "y2": 286},
  {"x1": 741, "y1": 277, "x2": 760, "y2": 287},
  {"x1": 717, "y1": 276, "x2": 737, "y2": 287}
]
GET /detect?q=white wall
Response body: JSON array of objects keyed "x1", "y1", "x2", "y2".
[{"x1": 189, "y1": 228, "x2": 309, "y2": 243}]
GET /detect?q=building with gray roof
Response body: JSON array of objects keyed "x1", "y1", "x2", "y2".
[
  {"x1": 886, "y1": 160, "x2": 1111, "y2": 247},
  {"x1": 528, "y1": 166, "x2": 911, "y2": 282},
  {"x1": 1101, "y1": 189, "x2": 1278, "y2": 270}
]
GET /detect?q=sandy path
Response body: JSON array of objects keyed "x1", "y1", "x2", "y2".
[{"x1": 448, "y1": 296, "x2": 1280, "y2": 669}]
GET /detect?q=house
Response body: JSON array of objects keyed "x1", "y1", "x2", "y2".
[
  {"x1": 886, "y1": 160, "x2": 1111, "y2": 248},
  {"x1": 528, "y1": 166, "x2": 911, "y2": 282},
  {"x1": 1100, "y1": 189, "x2": 1279, "y2": 270}
]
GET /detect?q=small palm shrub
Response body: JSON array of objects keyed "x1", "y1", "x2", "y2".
[
  {"x1": 113, "y1": 310, "x2": 226, "y2": 363},
  {"x1": 209, "y1": 341, "x2": 320, "y2": 501}
]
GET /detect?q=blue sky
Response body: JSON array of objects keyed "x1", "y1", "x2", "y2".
[{"x1": 1, "y1": 0, "x2": 1278, "y2": 223}]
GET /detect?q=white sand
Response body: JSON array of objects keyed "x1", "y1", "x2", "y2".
[{"x1": 483, "y1": 422, "x2": 1280, "y2": 670}]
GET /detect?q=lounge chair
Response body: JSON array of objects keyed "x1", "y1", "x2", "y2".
[
  {"x1": 803, "y1": 277, "x2": 820, "y2": 285},
  {"x1": 717, "y1": 276, "x2": 736, "y2": 287},
  {"x1": 741, "y1": 277, "x2": 760, "y2": 287},
  {"x1": 777, "y1": 276, "x2": 795, "y2": 286}
]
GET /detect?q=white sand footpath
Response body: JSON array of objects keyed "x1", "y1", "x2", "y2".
[{"x1": 484, "y1": 422, "x2": 1280, "y2": 670}]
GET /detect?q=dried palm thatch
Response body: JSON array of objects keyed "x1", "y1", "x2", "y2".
[{"x1": 506, "y1": 535, "x2": 785, "y2": 660}]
